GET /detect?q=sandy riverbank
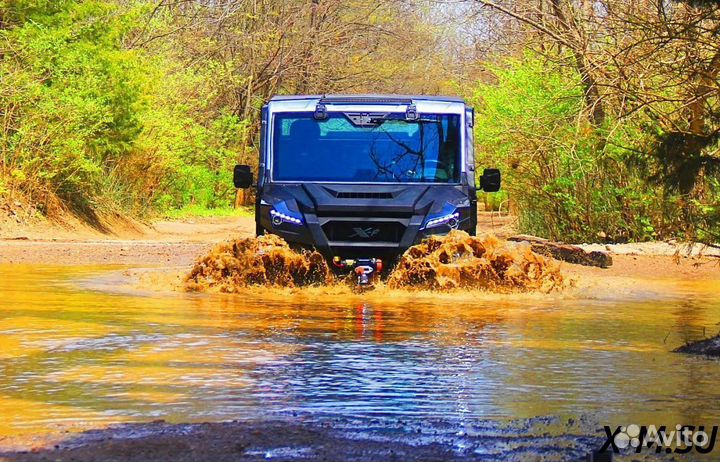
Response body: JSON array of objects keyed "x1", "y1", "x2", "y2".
[{"x1": 1, "y1": 215, "x2": 717, "y2": 284}]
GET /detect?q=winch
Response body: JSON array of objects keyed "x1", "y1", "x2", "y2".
[{"x1": 332, "y1": 257, "x2": 384, "y2": 287}]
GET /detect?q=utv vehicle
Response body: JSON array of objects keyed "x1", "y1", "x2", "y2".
[{"x1": 233, "y1": 95, "x2": 500, "y2": 284}]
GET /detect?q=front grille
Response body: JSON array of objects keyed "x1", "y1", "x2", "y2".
[
  {"x1": 335, "y1": 191, "x2": 394, "y2": 199},
  {"x1": 322, "y1": 221, "x2": 406, "y2": 243}
]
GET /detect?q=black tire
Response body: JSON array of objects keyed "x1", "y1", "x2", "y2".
[{"x1": 256, "y1": 224, "x2": 264, "y2": 237}]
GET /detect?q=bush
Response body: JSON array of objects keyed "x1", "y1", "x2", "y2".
[
  {"x1": 467, "y1": 55, "x2": 709, "y2": 243},
  {"x1": 0, "y1": 1, "x2": 244, "y2": 218}
]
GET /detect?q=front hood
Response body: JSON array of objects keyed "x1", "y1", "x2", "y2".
[{"x1": 263, "y1": 183, "x2": 470, "y2": 216}]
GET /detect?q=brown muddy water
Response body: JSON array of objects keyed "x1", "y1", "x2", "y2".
[{"x1": 1, "y1": 264, "x2": 720, "y2": 459}]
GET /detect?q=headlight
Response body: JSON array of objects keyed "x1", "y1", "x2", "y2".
[
  {"x1": 270, "y1": 208, "x2": 303, "y2": 226},
  {"x1": 422, "y1": 212, "x2": 460, "y2": 230}
]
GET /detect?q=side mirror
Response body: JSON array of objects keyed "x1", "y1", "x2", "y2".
[
  {"x1": 480, "y1": 168, "x2": 501, "y2": 192},
  {"x1": 233, "y1": 164, "x2": 254, "y2": 189}
]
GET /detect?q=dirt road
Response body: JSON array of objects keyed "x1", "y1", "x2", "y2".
[
  {"x1": 0, "y1": 214, "x2": 717, "y2": 280},
  {"x1": 1, "y1": 213, "x2": 517, "y2": 266},
  {"x1": 0, "y1": 217, "x2": 255, "y2": 266}
]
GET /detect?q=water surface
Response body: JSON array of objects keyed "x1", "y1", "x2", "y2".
[{"x1": 1, "y1": 265, "x2": 719, "y2": 444}]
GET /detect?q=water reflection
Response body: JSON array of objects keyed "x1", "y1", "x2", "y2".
[{"x1": 1, "y1": 265, "x2": 720, "y2": 444}]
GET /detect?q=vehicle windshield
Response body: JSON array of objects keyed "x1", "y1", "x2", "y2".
[{"x1": 272, "y1": 112, "x2": 461, "y2": 183}]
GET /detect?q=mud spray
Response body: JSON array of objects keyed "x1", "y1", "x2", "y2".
[
  {"x1": 186, "y1": 234, "x2": 332, "y2": 293},
  {"x1": 387, "y1": 230, "x2": 563, "y2": 292},
  {"x1": 186, "y1": 230, "x2": 564, "y2": 294}
]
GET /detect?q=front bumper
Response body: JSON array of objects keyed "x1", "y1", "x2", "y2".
[{"x1": 259, "y1": 204, "x2": 473, "y2": 260}]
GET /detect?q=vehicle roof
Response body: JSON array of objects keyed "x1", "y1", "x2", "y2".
[{"x1": 268, "y1": 94, "x2": 465, "y2": 104}]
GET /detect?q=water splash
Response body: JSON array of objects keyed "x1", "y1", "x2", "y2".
[
  {"x1": 185, "y1": 234, "x2": 332, "y2": 292},
  {"x1": 185, "y1": 231, "x2": 563, "y2": 293},
  {"x1": 387, "y1": 230, "x2": 564, "y2": 292}
]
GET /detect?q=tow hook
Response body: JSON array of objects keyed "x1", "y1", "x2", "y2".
[{"x1": 332, "y1": 257, "x2": 384, "y2": 288}]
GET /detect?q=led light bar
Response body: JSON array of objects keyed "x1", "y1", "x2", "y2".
[{"x1": 270, "y1": 209, "x2": 303, "y2": 226}]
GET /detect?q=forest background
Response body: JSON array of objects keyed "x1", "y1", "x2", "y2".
[{"x1": 1, "y1": 0, "x2": 718, "y2": 243}]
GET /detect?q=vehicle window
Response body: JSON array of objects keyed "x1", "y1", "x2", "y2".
[{"x1": 272, "y1": 112, "x2": 461, "y2": 183}]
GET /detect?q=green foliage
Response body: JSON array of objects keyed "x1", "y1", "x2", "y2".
[
  {"x1": 0, "y1": 0, "x2": 243, "y2": 217},
  {"x1": 163, "y1": 205, "x2": 254, "y2": 219},
  {"x1": 1, "y1": 0, "x2": 451, "y2": 221},
  {"x1": 468, "y1": 55, "x2": 711, "y2": 243},
  {"x1": 479, "y1": 191, "x2": 509, "y2": 212}
]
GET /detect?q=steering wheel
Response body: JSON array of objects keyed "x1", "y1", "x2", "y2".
[
  {"x1": 426, "y1": 159, "x2": 449, "y2": 168},
  {"x1": 404, "y1": 160, "x2": 450, "y2": 180},
  {"x1": 422, "y1": 159, "x2": 450, "y2": 179}
]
